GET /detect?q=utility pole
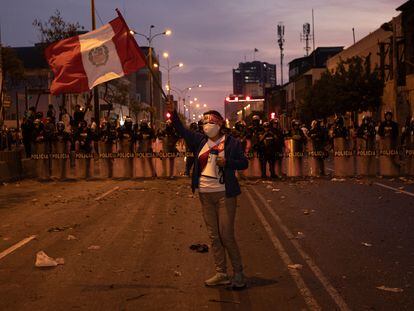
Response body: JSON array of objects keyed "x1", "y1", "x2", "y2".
[
  {"x1": 352, "y1": 28, "x2": 356, "y2": 44},
  {"x1": 91, "y1": 0, "x2": 100, "y2": 128},
  {"x1": 277, "y1": 23, "x2": 285, "y2": 85}
]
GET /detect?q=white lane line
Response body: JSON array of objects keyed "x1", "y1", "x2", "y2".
[
  {"x1": 249, "y1": 186, "x2": 351, "y2": 311},
  {"x1": 0, "y1": 235, "x2": 37, "y2": 260},
  {"x1": 245, "y1": 189, "x2": 321, "y2": 311},
  {"x1": 94, "y1": 186, "x2": 120, "y2": 201},
  {"x1": 374, "y1": 182, "x2": 414, "y2": 197}
]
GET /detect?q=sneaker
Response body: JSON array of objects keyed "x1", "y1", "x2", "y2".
[
  {"x1": 231, "y1": 272, "x2": 246, "y2": 289},
  {"x1": 204, "y1": 273, "x2": 231, "y2": 286}
]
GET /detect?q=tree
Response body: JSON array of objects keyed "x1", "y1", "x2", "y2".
[
  {"x1": 33, "y1": 10, "x2": 84, "y2": 44},
  {"x1": 300, "y1": 56, "x2": 384, "y2": 122}
]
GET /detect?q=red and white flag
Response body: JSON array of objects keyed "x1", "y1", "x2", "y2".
[{"x1": 45, "y1": 13, "x2": 146, "y2": 94}]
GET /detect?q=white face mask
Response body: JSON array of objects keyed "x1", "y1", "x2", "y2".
[{"x1": 203, "y1": 123, "x2": 220, "y2": 138}]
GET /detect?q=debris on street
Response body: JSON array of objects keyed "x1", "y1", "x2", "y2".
[
  {"x1": 88, "y1": 245, "x2": 101, "y2": 250},
  {"x1": 35, "y1": 251, "x2": 64, "y2": 268},
  {"x1": 288, "y1": 264, "x2": 303, "y2": 270},
  {"x1": 331, "y1": 178, "x2": 346, "y2": 182},
  {"x1": 67, "y1": 235, "x2": 77, "y2": 240},
  {"x1": 189, "y1": 243, "x2": 209, "y2": 253},
  {"x1": 361, "y1": 242, "x2": 372, "y2": 247},
  {"x1": 376, "y1": 285, "x2": 404, "y2": 293}
]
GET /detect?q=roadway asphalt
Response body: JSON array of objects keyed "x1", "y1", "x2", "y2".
[{"x1": 0, "y1": 175, "x2": 413, "y2": 310}]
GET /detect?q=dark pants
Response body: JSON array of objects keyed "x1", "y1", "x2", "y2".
[{"x1": 260, "y1": 157, "x2": 276, "y2": 178}]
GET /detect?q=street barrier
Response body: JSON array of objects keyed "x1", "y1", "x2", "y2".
[
  {"x1": 333, "y1": 138, "x2": 355, "y2": 177},
  {"x1": 378, "y1": 137, "x2": 400, "y2": 177},
  {"x1": 285, "y1": 139, "x2": 304, "y2": 177},
  {"x1": 355, "y1": 138, "x2": 377, "y2": 176},
  {"x1": 6, "y1": 137, "x2": 414, "y2": 181}
]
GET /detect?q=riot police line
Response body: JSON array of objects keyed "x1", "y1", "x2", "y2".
[{"x1": 23, "y1": 111, "x2": 414, "y2": 180}]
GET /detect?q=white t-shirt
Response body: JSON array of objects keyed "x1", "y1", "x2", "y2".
[{"x1": 199, "y1": 136, "x2": 225, "y2": 193}]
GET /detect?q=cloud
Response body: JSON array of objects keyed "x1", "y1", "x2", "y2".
[{"x1": 0, "y1": 0, "x2": 404, "y2": 114}]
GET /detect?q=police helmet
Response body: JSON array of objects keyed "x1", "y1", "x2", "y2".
[{"x1": 57, "y1": 121, "x2": 65, "y2": 131}]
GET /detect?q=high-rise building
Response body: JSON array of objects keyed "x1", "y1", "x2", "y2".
[{"x1": 232, "y1": 61, "x2": 277, "y2": 96}]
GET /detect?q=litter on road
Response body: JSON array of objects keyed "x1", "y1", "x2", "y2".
[
  {"x1": 88, "y1": 245, "x2": 101, "y2": 250},
  {"x1": 331, "y1": 178, "x2": 346, "y2": 182},
  {"x1": 288, "y1": 264, "x2": 303, "y2": 270},
  {"x1": 67, "y1": 235, "x2": 77, "y2": 240},
  {"x1": 376, "y1": 285, "x2": 404, "y2": 293},
  {"x1": 35, "y1": 251, "x2": 64, "y2": 268},
  {"x1": 361, "y1": 242, "x2": 372, "y2": 247},
  {"x1": 189, "y1": 244, "x2": 209, "y2": 253}
]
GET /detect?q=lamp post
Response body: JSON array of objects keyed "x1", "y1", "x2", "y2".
[
  {"x1": 160, "y1": 52, "x2": 183, "y2": 109},
  {"x1": 131, "y1": 26, "x2": 171, "y2": 123},
  {"x1": 170, "y1": 84, "x2": 202, "y2": 116}
]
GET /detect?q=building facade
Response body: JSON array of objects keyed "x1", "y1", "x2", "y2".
[{"x1": 232, "y1": 61, "x2": 277, "y2": 96}]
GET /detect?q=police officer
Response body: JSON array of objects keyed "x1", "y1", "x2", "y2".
[
  {"x1": 232, "y1": 120, "x2": 249, "y2": 153},
  {"x1": 99, "y1": 119, "x2": 117, "y2": 178},
  {"x1": 51, "y1": 121, "x2": 71, "y2": 179},
  {"x1": 136, "y1": 120, "x2": 156, "y2": 177},
  {"x1": 402, "y1": 116, "x2": 414, "y2": 146},
  {"x1": 357, "y1": 116, "x2": 376, "y2": 150},
  {"x1": 116, "y1": 117, "x2": 135, "y2": 178},
  {"x1": 157, "y1": 119, "x2": 181, "y2": 178},
  {"x1": 32, "y1": 119, "x2": 49, "y2": 179},
  {"x1": 332, "y1": 115, "x2": 349, "y2": 139},
  {"x1": 285, "y1": 119, "x2": 306, "y2": 177},
  {"x1": 248, "y1": 115, "x2": 264, "y2": 156},
  {"x1": 258, "y1": 122, "x2": 278, "y2": 178},
  {"x1": 270, "y1": 118, "x2": 285, "y2": 178},
  {"x1": 308, "y1": 119, "x2": 327, "y2": 176},
  {"x1": 74, "y1": 120, "x2": 93, "y2": 178},
  {"x1": 378, "y1": 111, "x2": 399, "y2": 141}
]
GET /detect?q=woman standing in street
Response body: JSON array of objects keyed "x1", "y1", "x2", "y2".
[{"x1": 167, "y1": 102, "x2": 248, "y2": 289}]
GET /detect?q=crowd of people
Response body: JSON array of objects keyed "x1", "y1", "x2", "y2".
[{"x1": 1, "y1": 103, "x2": 414, "y2": 178}]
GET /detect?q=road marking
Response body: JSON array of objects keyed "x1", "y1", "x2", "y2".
[
  {"x1": 249, "y1": 186, "x2": 351, "y2": 311},
  {"x1": 95, "y1": 186, "x2": 120, "y2": 201},
  {"x1": 374, "y1": 182, "x2": 414, "y2": 197},
  {"x1": 0, "y1": 235, "x2": 37, "y2": 260},
  {"x1": 245, "y1": 189, "x2": 321, "y2": 310}
]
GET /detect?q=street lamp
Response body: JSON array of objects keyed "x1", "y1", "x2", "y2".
[
  {"x1": 130, "y1": 26, "x2": 171, "y2": 122},
  {"x1": 160, "y1": 52, "x2": 184, "y2": 98}
]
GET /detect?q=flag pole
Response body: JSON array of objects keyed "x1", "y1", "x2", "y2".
[
  {"x1": 115, "y1": 9, "x2": 170, "y2": 106},
  {"x1": 91, "y1": 0, "x2": 100, "y2": 128}
]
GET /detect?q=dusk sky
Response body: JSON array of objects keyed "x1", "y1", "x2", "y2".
[{"x1": 0, "y1": 0, "x2": 403, "y2": 113}]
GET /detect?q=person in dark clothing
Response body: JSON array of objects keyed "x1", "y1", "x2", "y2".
[
  {"x1": 258, "y1": 122, "x2": 278, "y2": 178},
  {"x1": 167, "y1": 101, "x2": 248, "y2": 289},
  {"x1": 332, "y1": 115, "x2": 349, "y2": 139},
  {"x1": 184, "y1": 122, "x2": 198, "y2": 176},
  {"x1": 378, "y1": 111, "x2": 399, "y2": 140},
  {"x1": 21, "y1": 116, "x2": 34, "y2": 157},
  {"x1": 72, "y1": 105, "x2": 85, "y2": 129},
  {"x1": 157, "y1": 119, "x2": 181, "y2": 178},
  {"x1": 270, "y1": 118, "x2": 285, "y2": 178},
  {"x1": 308, "y1": 119, "x2": 328, "y2": 176},
  {"x1": 356, "y1": 116, "x2": 376, "y2": 150},
  {"x1": 136, "y1": 120, "x2": 157, "y2": 177}
]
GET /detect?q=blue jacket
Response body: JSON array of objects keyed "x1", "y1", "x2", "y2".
[{"x1": 171, "y1": 111, "x2": 248, "y2": 197}]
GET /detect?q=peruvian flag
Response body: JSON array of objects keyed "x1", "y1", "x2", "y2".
[{"x1": 45, "y1": 12, "x2": 146, "y2": 94}]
